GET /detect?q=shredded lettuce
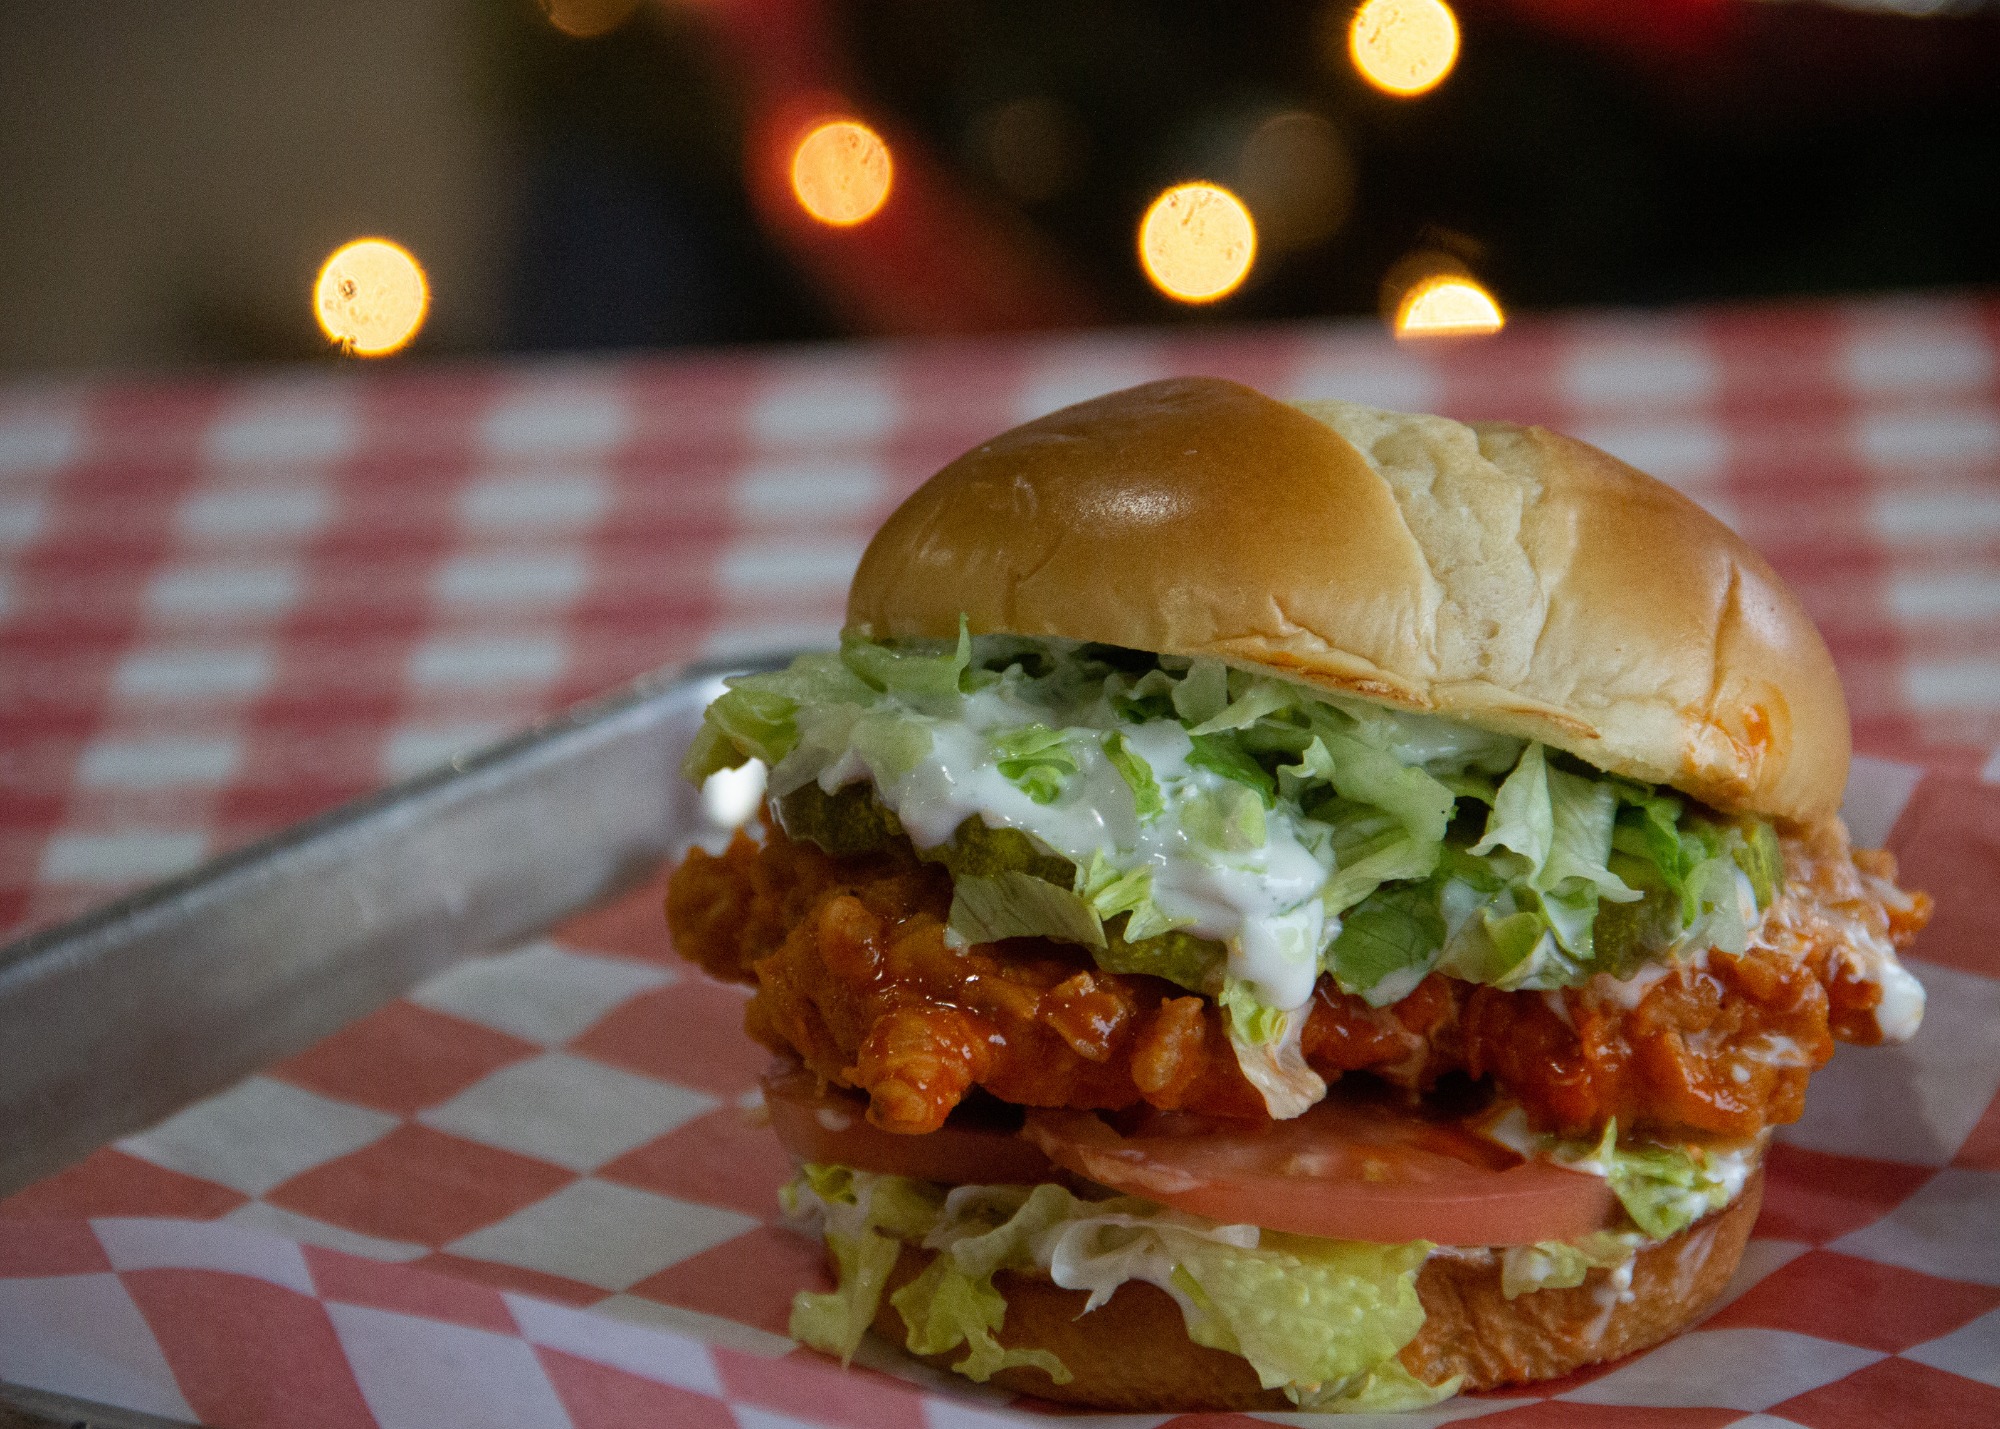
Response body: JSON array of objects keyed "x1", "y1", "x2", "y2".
[
  {"x1": 949, "y1": 871, "x2": 1105, "y2": 950},
  {"x1": 1539, "y1": 1120, "x2": 1762, "y2": 1242},
  {"x1": 1101, "y1": 731, "x2": 1163, "y2": 820},
  {"x1": 692, "y1": 632, "x2": 1789, "y2": 1045},
  {"x1": 992, "y1": 723, "x2": 1078, "y2": 805},
  {"x1": 1219, "y1": 975, "x2": 1286, "y2": 1045},
  {"x1": 1585, "y1": 1123, "x2": 1755, "y2": 1241},
  {"x1": 785, "y1": 1165, "x2": 1450, "y2": 1410},
  {"x1": 1499, "y1": 1231, "x2": 1643, "y2": 1300}
]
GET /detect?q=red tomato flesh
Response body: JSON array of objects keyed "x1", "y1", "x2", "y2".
[
  {"x1": 762, "y1": 1067, "x2": 1058, "y2": 1185},
  {"x1": 765, "y1": 1067, "x2": 1620, "y2": 1247},
  {"x1": 1023, "y1": 1100, "x2": 1620, "y2": 1247}
]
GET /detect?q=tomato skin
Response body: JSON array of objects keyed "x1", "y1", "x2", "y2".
[
  {"x1": 762, "y1": 1067, "x2": 1058, "y2": 1185},
  {"x1": 1022, "y1": 1101, "x2": 1621, "y2": 1247}
]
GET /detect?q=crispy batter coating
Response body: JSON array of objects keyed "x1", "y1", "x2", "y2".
[{"x1": 666, "y1": 816, "x2": 1927, "y2": 1139}]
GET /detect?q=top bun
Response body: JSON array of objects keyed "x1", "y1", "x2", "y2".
[{"x1": 847, "y1": 377, "x2": 1848, "y2": 824}]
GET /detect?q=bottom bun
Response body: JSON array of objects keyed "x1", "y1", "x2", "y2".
[{"x1": 859, "y1": 1170, "x2": 1763, "y2": 1412}]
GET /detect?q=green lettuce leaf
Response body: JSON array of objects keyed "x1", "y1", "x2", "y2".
[
  {"x1": 785, "y1": 1166, "x2": 1442, "y2": 1409},
  {"x1": 891, "y1": 1255, "x2": 1071, "y2": 1384},
  {"x1": 1289, "y1": 728, "x2": 1456, "y2": 847},
  {"x1": 1186, "y1": 730, "x2": 1277, "y2": 806},
  {"x1": 1561, "y1": 1122, "x2": 1754, "y2": 1241},
  {"x1": 992, "y1": 724, "x2": 1078, "y2": 805},
  {"x1": 1218, "y1": 975, "x2": 1285, "y2": 1044},
  {"x1": 1182, "y1": 779, "x2": 1268, "y2": 851},
  {"x1": 1326, "y1": 884, "x2": 1446, "y2": 1006},
  {"x1": 1499, "y1": 1232, "x2": 1642, "y2": 1300},
  {"x1": 840, "y1": 619, "x2": 971, "y2": 702},
  {"x1": 1076, "y1": 853, "x2": 1195, "y2": 943},
  {"x1": 1170, "y1": 658, "x2": 1232, "y2": 725},
  {"x1": 949, "y1": 870, "x2": 1106, "y2": 949},
  {"x1": 1102, "y1": 731, "x2": 1164, "y2": 820}
]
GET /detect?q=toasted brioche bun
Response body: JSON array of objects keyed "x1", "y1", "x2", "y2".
[
  {"x1": 848, "y1": 378, "x2": 1846, "y2": 823},
  {"x1": 859, "y1": 1169, "x2": 1761, "y2": 1410}
]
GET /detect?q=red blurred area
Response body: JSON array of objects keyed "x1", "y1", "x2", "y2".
[{"x1": 691, "y1": 0, "x2": 1102, "y2": 335}]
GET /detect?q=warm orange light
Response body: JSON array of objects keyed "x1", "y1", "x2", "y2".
[
  {"x1": 790, "y1": 120, "x2": 893, "y2": 227},
  {"x1": 1138, "y1": 182, "x2": 1257, "y2": 304},
  {"x1": 314, "y1": 238, "x2": 428, "y2": 357},
  {"x1": 537, "y1": 0, "x2": 640, "y2": 38},
  {"x1": 1350, "y1": 0, "x2": 1460, "y2": 97},
  {"x1": 1395, "y1": 274, "x2": 1505, "y2": 338}
]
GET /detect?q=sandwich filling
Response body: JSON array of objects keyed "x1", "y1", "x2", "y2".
[
  {"x1": 668, "y1": 628, "x2": 1930, "y2": 1403},
  {"x1": 675, "y1": 628, "x2": 1928, "y2": 1137}
]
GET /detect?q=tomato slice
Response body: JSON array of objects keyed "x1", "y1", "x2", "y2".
[
  {"x1": 1023, "y1": 1098, "x2": 1620, "y2": 1246},
  {"x1": 762, "y1": 1066, "x2": 1057, "y2": 1186}
]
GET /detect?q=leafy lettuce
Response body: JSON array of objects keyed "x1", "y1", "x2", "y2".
[
  {"x1": 784, "y1": 1164, "x2": 1452, "y2": 1410},
  {"x1": 690, "y1": 631, "x2": 1786, "y2": 1042}
]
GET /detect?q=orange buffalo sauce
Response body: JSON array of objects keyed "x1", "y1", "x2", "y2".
[{"x1": 666, "y1": 814, "x2": 1927, "y2": 1142}]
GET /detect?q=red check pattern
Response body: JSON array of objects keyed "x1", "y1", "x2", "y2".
[
  {"x1": 4, "y1": 294, "x2": 2000, "y2": 940},
  {"x1": 4, "y1": 296, "x2": 2000, "y2": 1426},
  {"x1": 2, "y1": 755, "x2": 1997, "y2": 1427}
]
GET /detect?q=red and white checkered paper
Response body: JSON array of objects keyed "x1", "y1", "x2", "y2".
[
  {"x1": 4, "y1": 294, "x2": 2000, "y2": 941},
  {"x1": 4, "y1": 296, "x2": 2000, "y2": 1426},
  {"x1": 2, "y1": 754, "x2": 1998, "y2": 1428}
]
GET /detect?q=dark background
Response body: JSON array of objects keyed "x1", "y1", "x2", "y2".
[{"x1": 1, "y1": 0, "x2": 1995, "y2": 372}]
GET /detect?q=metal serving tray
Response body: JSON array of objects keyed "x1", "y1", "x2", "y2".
[{"x1": 0, "y1": 656, "x2": 783, "y2": 1200}]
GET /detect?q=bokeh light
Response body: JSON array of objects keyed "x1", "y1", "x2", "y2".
[
  {"x1": 790, "y1": 119, "x2": 894, "y2": 227},
  {"x1": 1394, "y1": 274, "x2": 1505, "y2": 338},
  {"x1": 537, "y1": 0, "x2": 640, "y2": 38},
  {"x1": 1139, "y1": 182, "x2": 1258, "y2": 304},
  {"x1": 314, "y1": 238, "x2": 428, "y2": 357},
  {"x1": 1349, "y1": 0, "x2": 1460, "y2": 97},
  {"x1": 1236, "y1": 111, "x2": 1356, "y2": 252}
]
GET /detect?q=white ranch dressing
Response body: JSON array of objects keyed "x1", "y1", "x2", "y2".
[{"x1": 820, "y1": 684, "x2": 1337, "y2": 1012}]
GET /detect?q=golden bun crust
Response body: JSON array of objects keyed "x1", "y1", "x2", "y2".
[
  {"x1": 847, "y1": 378, "x2": 1847, "y2": 823},
  {"x1": 862, "y1": 1171, "x2": 1762, "y2": 1411}
]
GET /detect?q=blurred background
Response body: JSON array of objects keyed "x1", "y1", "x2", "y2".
[{"x1": 1, "y1": 0, "x2": 1996, "y2": 372}]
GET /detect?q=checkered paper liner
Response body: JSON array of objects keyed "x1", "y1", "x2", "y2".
[
  {"x1": 3, "y1": 752, "x2": 1997, "y2": 1428},
  {"x1": 6, "y1": 292, "x2": 2000, "y2": 946}
]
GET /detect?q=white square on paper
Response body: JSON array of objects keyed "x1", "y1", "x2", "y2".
[
  {"x1": 114, "y1": 646, "x2": 273, "y2": 702},
  {"x1": 446, "y1": 1178, "x2": 756, "y2": 1291},
  {"x1": 406, "y1": 633, "x2": 565, "y2": 689},
  {"x1": 417, "y1": 1051, "x2": 713, "y2": 1172},
  {"x1": 410, "y1": 940, "x2": 672, "y2": 1046},
  {"x1": 0, "y1": 1274, "x2": 198, "y2": 1421},
  {"x1": 432, "y1": 549, "x2": 588, "y2": 607},
  {"x1": 39, "y1": 830, "x2": 207, "y2": 884},
  {"x1": 326, "y1": 1300, "x2": 573, "y2": 1429},
  {"x1": 457, "y1": 471, "x2": 610, "y2": 531},
  {"x1": 177, "y1": 484, "x2": 332, "y2": 541},
  {"x1": 146, "y1": 561, "x2": 301, "y2": 621},
  {"x1": 76, "y1": 735, "x2": 243, "y2": 790},
  {"x1": 733, "y1": 458, "x2": 884, "y2": 523},
  {"x1": 716, "y1": 539, "x2": 863, "y2": 598},
  {"x1": 749, "y1": 368, "x2": 896, "y2": 445},
  {"x1": 1905, "y1": 1303, "x2": 2000, "y2": 1388},
  {"x1": 119, "y1": 1076, "x2": 398, "y2": 1197},
  {"x1": 1557, "y1": 1327, "x2": 1880, "y2": 1411},
  {"x1": 1284, "y1": 347, "x2": 1441, "y2": 414},
  {"x1": 480, "y1": 390, "x2": 630, "y2": 457},
  {"x1": 1559, "y1": 334, "x2": 1718, "y2": 411},
  {"x1": 1833, "y1": 1168, "x2": 2000, "y2": 1287},
  {"x1": 1779, "y1": 959, "x2": 2000, "y2": 1168}
]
